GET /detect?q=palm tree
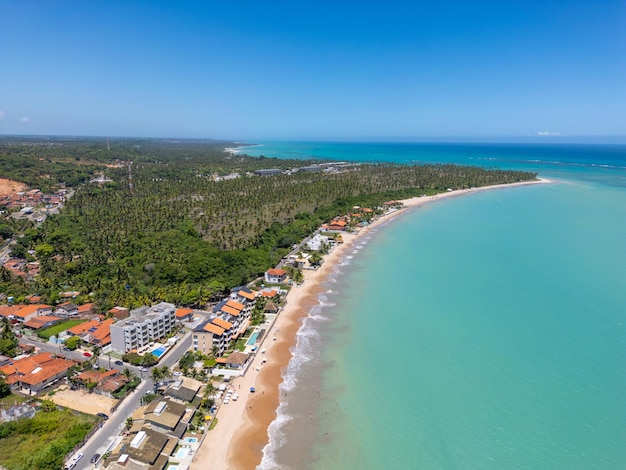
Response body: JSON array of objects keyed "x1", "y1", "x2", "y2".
[
  {"x1": 159, "y1": 365, "x2": 172, "y2": 380},
  {"x1": 150, "y1": 368, "x2": 163, "y2": 382},
  {"x1": 122, "y1": 368, "x2": 134, "y2": 381},
  {"x1": 125, "y1": 417, "x2": 134, "y2": 430},
  {"x1": 203, "y1": 382, "x2": 216, "y2": 399}
]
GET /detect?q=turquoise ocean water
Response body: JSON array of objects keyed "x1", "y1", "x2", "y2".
[{"x1": 240, "y1": 142, "x2": 626, "y2": 470}]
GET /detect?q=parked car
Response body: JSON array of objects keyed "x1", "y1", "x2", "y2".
[
  {"x1": 114, "y1": 360, "x2": 124, "y2": 366},
  {"x1": 90, "y1": 454, "x2": 101, "y2": 464},
  {"x1": 96, "y1": 413, "x2": 108, "y2": 420},
  {"x1": 83, "y1": 351, "x2": 92, "y2": 357}
]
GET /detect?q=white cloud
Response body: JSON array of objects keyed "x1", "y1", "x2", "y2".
[
  {"x1": 0, "y1": 110, "x2": 5, "y2": 119},
  {"x1": 537, "y1": 131, "x2": 561, "y2": 136},
  {"x1": 20, "y1": 117, "x2": 33, "y2": 123}
]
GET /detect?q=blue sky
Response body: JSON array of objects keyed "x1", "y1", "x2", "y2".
[{"x1": 1, "y1": 1, "x2": 624, "y2": 141}]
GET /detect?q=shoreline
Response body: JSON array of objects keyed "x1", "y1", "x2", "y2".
[{"x1": 191, "y1": 178, "x2": 551, "y2": 470}]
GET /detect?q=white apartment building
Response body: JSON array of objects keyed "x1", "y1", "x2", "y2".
[{"x1": 110, "y1": 302, "x2": 176, "y2": 354}]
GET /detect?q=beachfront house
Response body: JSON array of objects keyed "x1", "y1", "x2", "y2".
[
  {"x1": 108, "y1": 428, "x2": 176, "y2": 470},
  {"x1": 265, "y1": 268, "x2": 288, "y2": 284},
  {"x1": 306, "y1": 233, "x2": 330, "y2": 251},
  {"x1": 143, "y1": 397, "x2": 190, "y2": 439},
  {"x1": 215, "y1": 351, "x2": 250, "y2": 370}
]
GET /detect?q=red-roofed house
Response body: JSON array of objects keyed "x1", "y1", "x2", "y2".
[
  {"x1": 12, "y1": 304, "x2": 53, "y2": 323},
  {"x1": 175, "y1": 308, "x2": 194, "y2": 322},
  {"x1": 75, "y1": 369, "x2": 127, "y2": 397},
  {"x1": 0, "y1": 352, "x2": 75, "y2": 394},
  {"x1": 67, "y1": 319, "x2": 98, "y2": 336},
  {"x1": 265, "y1": 268, "x2": 288, "y2": 283},
  {"x1": 107, "y1": 306, "x2": 129, "y2": 320},
  {"x1": 261, "y1": 289, "x2": 278, "y2": 298},
  {"x1": 0, "y1": 305, "x2": 24, "y2": 319},
  {"x1": 23, "y1": 315, "x2": 61, "y2": 330},
  {"x1": 86, "y1": 318, "x2": 115, "y2": 347},
  {"x1": 77, "y1": 303, "x2": 96, "y2": 315}
]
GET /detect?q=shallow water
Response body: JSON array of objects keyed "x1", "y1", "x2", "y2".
[{"x1": 257, "y1": 143, "x2": 626, "y2": 469}]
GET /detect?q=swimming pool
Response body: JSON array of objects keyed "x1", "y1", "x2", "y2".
[
  {"x1": 183, "y1": 437, "x2": 198, "y2": 444},
  {"x1": 246, "y1": 332, "x2": 259, "y2": 346},
  {"x1": 152, "y1": 346, "x2": 167, "y2": 358},
  {"x1": 174, "y1": 447, "x2": 188, "y2": 459}
]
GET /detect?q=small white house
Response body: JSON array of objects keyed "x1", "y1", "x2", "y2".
[{"x1": 306, "y1": 233, "x2": 329, "y2": 251}]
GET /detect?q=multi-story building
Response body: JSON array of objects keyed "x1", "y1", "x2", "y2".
[{"x1": 110, "y1": 302, "x2": 175, "y2": 354}]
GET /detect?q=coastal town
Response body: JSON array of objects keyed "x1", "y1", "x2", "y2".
[
  {"x1": 0, "y1": 177, "x2": 545, "y2": 470},
  {"x1": 0, "y1": 179, "x2": 410, "y2": 470},
  {"x1": 0, "y1": 137, "x2": 541, "y2": 470}
]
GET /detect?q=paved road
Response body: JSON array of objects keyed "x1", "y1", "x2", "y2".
[
  {"x1": 20, "y1": 332, "x2": 192, "y2": 469},
  {"x1": 72, "y1": 332, "x2": 192, "y2": 469}
]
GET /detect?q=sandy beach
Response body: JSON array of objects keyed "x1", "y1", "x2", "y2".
[{"x1": 191, "y1": 178, "x2": 551, "y2": 470}]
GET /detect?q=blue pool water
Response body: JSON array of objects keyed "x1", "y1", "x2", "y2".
[
  {"x1": 247, "y1": 332, "x2": 259, "y2": 346},
  {"x1": 152, "y1": 346, "x2": 167, "y2": 358},
  {"x1": 174, "y1": 448, "x2": 188, "y2": 459},
  {"x1": 183, "y1": 437, "x2": 198, "y2": 444}
]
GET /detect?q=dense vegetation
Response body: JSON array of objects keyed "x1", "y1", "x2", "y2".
[
  {"x1": 0, "y1": 137, "x2": 536, "y2": 309},
  {"x1": 0, "y1": 405, "x2": 97, "y2": 470}
]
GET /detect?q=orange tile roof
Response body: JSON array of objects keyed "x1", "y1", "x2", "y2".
[
  {"x1": 238, "y1": 290, "x2": 256, "y2": 300},
  {"x1": 13, "y1": 304, "x2": 51, "y2": 318},
  {"x1": 67, "y1": 319, "x2": 97, "y2": 335},
  {"x1": 212, "y1": 317, "x2": 233, "y2": 330},
  {"x1": 0, "y1": 305, "x2": 24, "y2": 317},
  {"x1": 107, "y1": 306, "x2": 127, "y2": 314},
  {"x1": 0, "y1": 352, "x2": 56, "y2": 378},
  {"x1": 77, "y1": 303, "x2": 95, "y2": 313},
  {"x1": 76, "y1": 369, "x2": 118, "y2": 385},
  {"x1": 19, "y1": 358, "x2": 75, "y2": 386},
  {"x1": 220, "y1": 305, "x2": 240, "y2": 317},
  {"x1": 267, "y1": 268, "x2": 287, "y2": 276},
  {"x1": 89, "y1": 318, "x2": 115, "y2": 345},
  {"x1": 23, "y1": 315, "x2": 61, "y2": 329},
  {"x1": 261, "y1": 290, "x2": 278, "y2": 298},
  {"x1": 176, "y1": 308, "x2": 194, "y2": 318},
  {"x1": 225, "y1": 299, "x2": 244, "y2": 311},
  {"x1": 203, "y1": 323, "x2": 225, "y2": 336}
]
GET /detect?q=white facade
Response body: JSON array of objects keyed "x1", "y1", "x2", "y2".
[{"x1": 110, "y1": 302, "x2": 176, "y2": 354}]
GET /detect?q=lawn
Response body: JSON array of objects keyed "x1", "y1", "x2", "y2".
[
  {"x1": 0, "y1": 407, "x2": 97, "y2": 470},
  {"x1": 37, "y1": 320, "x2": 86, "y2": 340}
]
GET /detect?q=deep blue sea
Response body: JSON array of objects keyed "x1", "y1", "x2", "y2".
[{"x1": 241, "y1": 142, "x2": 626, "y2": 470}]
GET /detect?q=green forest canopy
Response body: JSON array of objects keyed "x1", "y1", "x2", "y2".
[{"x1": 0, "y1": 137, "x2": 537, "y2": 309}]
